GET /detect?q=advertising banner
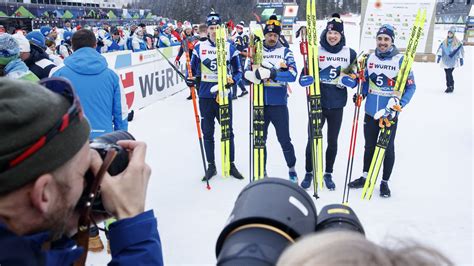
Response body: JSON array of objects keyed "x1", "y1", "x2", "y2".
[{"x1": 103, "y1": 46, "x2": 187, "y2": 111}]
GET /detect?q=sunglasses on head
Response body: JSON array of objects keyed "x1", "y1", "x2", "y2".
[
  {"x1": 207, "y1": 16, "x2": 220, "y2": 23},
  {"x1": 0, "y1": 78, "x2": 83, "y2": 173},
  {"x1": 266, "y1": 19, "x2": 281, "y2": 26},
  {"x1": 329, "y1": 17, "x2": 343, "y2": 23}
]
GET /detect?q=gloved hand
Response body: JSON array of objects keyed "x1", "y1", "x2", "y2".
[
  {"x1": 337, "y1": 75, "x2": 357, "y2": 89},
  {"x1": 174, "y1": 59, "x2": 180, "y2": 67},
  {"x1": 437, "y1": 56, "x2": 441, "y2": 63},
  {"x1": 460, "y1": 58, "x2": 464, "y2": 66},
  {"x1": 225, "y1": 76, "x2": 234, "y2": 89},
  {"x1": 186, "y1": 77, "x2": 196, "y2": 88},
  {"x1": 374, "y1": 96, "x2": 402, "y2": 120},
  {"x1": 255, "y1": 66, "x2": 277, "y2": 80},
  {"x1": 210, "y1": 84, "x2": 231, "y2": 99},
  {"x1": 244, "y1": 70, "x2": 261, "y2": 84},
  {"x1": 97, "y1": 39, "x2": 104, "y2": 47},
  {"x1": 352, "y1": 93, "x2": 366, "y2": 104},
  {"x1": 299, "y1": 74, "x2": 314, "y2": 87}
]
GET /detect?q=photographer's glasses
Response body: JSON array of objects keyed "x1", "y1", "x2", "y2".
[{"x1": 1, "y1": 78, "x2": 84, "y2": 172}]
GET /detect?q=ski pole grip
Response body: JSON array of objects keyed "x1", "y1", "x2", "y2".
[{"x1": 300, "y1": 42, "x2": 308, "y2": 55}]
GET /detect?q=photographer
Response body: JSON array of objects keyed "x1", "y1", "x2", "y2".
[{"x1": 0, "y1": 79, "x2": 163, "y2": 265}]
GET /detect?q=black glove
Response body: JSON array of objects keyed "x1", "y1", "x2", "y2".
[
  {"x1": 352, "y1": 93, "x2": 366, "y2": 104},
  {"x1": 97, "y1": 40, "x2": 104, "y2": 47},
  {"x1": 186, "y1": 78, "x2": 196, "y2": 87}
]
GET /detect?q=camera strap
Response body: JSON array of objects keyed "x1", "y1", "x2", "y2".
[{"x1": 73, "y1": 149, "x2": 117, "y2": 266}]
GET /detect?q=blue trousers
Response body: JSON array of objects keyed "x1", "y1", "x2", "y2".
[
  {"x1": 263, "y1": 105, "x2": 296, "y2": 169},
  {"x1": 199, "y1": 98, "x2": 235, "y2": 164}
]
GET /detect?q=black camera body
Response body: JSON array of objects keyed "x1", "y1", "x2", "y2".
[
  {"x1": 83, "y1": 131, "x2": 135, "y2": 213},
  {"x1": 216, "y1": 178, "x2": 365, "y2": 266}
]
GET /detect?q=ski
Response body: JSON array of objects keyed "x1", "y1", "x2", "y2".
[
  {"x1": 362, "y1": 8, "x2": 427, "y2": 200},
  {"x1": 306, "y1": 0, "x2": 324, "y2": 197},
  {"x1": 249, "y1": 25, "x2": 265, "y2": 181},
  {"x1": 217, "y1": 24, "x2": 231, "y2": 177}
]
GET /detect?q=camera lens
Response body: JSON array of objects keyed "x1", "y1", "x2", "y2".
[
  {"x1": 216, "y1": 178, "x2": 318, "y2": 266},
  {"x1": 316, "y1": 204, "x2": 365, "y2": 235}
]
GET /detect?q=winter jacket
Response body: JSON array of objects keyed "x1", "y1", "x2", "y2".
[
  {"x1": 3, "y1": 58, "x2": 39, "y2": 81},
  {"x1": 191, "y1": 39, "x2": 242, "y2": 99},
  {"x1": 52, "y1": 47, "x2": 128, "y2": 139},
  {"x1": 261, "y1": 42, "x2": 297, "y2": 106},
  {"x1": 362, "y1": 46, "x2": 416, "y2": 118},
  {"x1": 0, "y1": 210, "x2": 163, "y2": 265},
  {"x1": 24, "y1": 43, "x2": 56, "y2": 79},
  {"x1": 158, "y1": 32, "x2": 180, "y2": 48},
  {"x1": 436, "y1": 38, "x2": 464, "y2": 69},
  {"x1": 131, "y1": 33, "x2": 148, "y2": 52},
  {"x1": 318, "y1": 33, "x2": 357, "y2": 109}
]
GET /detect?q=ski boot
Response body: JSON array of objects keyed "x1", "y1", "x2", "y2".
[
  {"x1": 230, "y1": 163, "x2": 244, "y2": 180},
  {"x1": 380, "y1": 180, "x2": 391, "y2": 198},
  {"x1": 300, "y1": 172, "x2": 312, "y2": 189},
  {"x1": 323, "y1": 173, "x2": 336, "y2": 190},
  {"x1": 238, "y1": 90, "x2": 248, "y2": 97},
  {"x1": 348, "y1": 176, "x2": 366, "y2": 189},
  {"x1": 202, "y1": 163, "x2": 217, "y2": 181},
  {"x1": 289, "y1": 170, "x2": 298, "y2": 183}
]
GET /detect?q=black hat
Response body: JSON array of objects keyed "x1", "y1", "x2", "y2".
[
  {"x1": 326, "y1": 15, "x2": 344, "y2": 35},
  {"x1": 264, "y1": 15, "x2": 281, "y2": 35}
]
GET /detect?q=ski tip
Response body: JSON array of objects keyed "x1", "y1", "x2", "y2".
[{"x1": 206, "y1": 185, "x2": 211, "y2": 190}]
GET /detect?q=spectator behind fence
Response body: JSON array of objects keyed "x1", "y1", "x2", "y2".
[
  {"x1": 23, "y1": 31, "x2": 57, "y2": 79},
  {"x1": 277, "y1": 231, "x2": 453, "y2": 266},
  {"x1": 0, "y1": 78, "x2": 163, "y2": 265},
  {"x1": 52, "y1": 29, "x2": 128, "y2": 139},
  {"x1": 0, "y1": 33, "x2": 39, "y2": 81}
]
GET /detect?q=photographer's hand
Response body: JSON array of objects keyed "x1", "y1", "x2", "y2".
[{"x1": 99, "y1": 141, "x2": 152, "y2": 220}]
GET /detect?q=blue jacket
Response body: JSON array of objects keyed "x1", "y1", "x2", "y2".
[
  {"x1": 191, "y1": 39, "x2": 242, "y2": 99},
  {"x1": 262, "y1": 42, "x2": 297, "y2": 106},
  {"x1": 0, "y1": 210, "x2": 163, "y2": 265},
  {"x1": 436, "y1": 38, "x2": 464, "y2": 69},
  {"x1": 158, "y1": 32, "x2": 180, "y2": 48},
  {"x1": 362, "y1": 47, "x2": 416, "y2": 118},
  {"x1": 52, "y1": 47, "x2": 128, "y2": 139}
]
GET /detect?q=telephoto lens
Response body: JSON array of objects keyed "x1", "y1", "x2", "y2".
[
  {"x1": 216, "y1": 178, "x2": 318, "y2": 266},
  {"x1": 315, "y1": 204, "x2": 365, "y2": 235}
]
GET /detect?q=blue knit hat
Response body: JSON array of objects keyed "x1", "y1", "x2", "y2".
[
  {"x1": 40, "y1": 26, "x2": 52, "y2": 37},
  {"x1": 0, "y1": 34, "x2": 20, "y2": 65},
  {"x1": 377, "y1": 24, "x2": 395, "y2": 42},
  {"x1": 63, "y1": 31, "x2": 73, "y2": 42},
  {"x1": 26, "y1": 31, "x2": 46, "y2": 49}
]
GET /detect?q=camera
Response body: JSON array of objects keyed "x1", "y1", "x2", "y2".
[
  {"x1": 215, "y1": 178, "x2": 365, "y2": 266},
  {"x1": 78, "y1": 131, "x2": 135, "y2": 213}
]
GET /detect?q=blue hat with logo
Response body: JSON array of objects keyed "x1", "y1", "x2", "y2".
[
  {"x1": 377, "y1": 24, "x2": 395, "y2": 42},
  {"x1": 26, "y1": 31, "x2": 46, "y2": 49},
  {"x1": 40, "y1": 26, "x2": 52, "y2": 37}
]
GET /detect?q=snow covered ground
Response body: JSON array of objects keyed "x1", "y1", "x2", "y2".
[{"x1": 89, "y1": 25, "x2": 473, "y2": 265}]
